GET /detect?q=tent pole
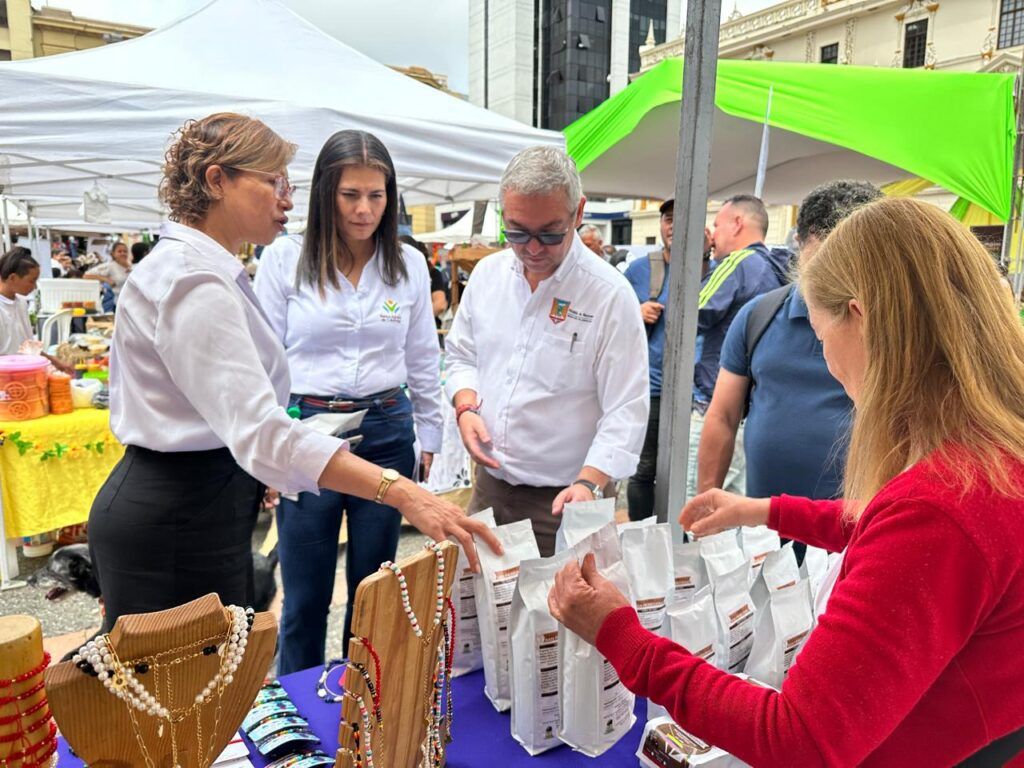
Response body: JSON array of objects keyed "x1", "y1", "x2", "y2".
[
  {"x1": 0, "y1": 195, "x2": 9, "y2": 252},
  {"x1": 1001, "y1": 58, "x2": 1024, "y2": 277},
  {"x1": 654, "y1": 0, "x2": 723, "y2": 541},
  {"x1": 753, "y1": 85, "x2": 774, "y2": 199}
]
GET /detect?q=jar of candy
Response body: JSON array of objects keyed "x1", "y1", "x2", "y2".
[{"x1": 0, "y1": 355, "x2": 50, "y2": 421}]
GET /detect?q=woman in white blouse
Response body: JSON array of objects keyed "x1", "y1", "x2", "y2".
[
  {"x1": 90, "y1": 113, "x2": 496, "y2": 634},
  {"x1": 254, "y1": 130, "x2": 445, "y2": 673}
]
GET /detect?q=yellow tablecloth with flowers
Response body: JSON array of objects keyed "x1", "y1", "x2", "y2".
[{"x1": 0, "y1": 409, "x2": 123, "y2": 539}]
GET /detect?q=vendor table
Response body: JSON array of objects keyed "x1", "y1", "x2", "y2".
[
  {"x1": 57, "y1": 665, "x2": 648, "y2": 766},
  {"x1": 0, "y1": 409, "x2": 122, "y2": 587}
]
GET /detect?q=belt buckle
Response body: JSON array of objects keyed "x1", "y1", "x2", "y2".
[{"x1": 328, "y1": 399, "x2": 354, "y2": 411}]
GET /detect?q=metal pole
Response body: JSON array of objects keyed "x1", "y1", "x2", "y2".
[
  {"x1": 654, "y1": 0, "x2": 723, "y2": 542},
  {"x1": 0, "y1": 195, "x2": 9, "y2": 252},
  {"x1": 1001, "y1": 60, "x2": 1024, "y2": 273},
  {"x1": 753, "y1": 85, "x2": 774, "y2": 199}
]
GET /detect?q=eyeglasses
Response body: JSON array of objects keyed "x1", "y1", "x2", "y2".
[
  {"x1": 223, "y1": 166, "x2": 296, "y2": 200},
  {"x1": 502, "y1": 226, "x2": 569, "y2": 246}
]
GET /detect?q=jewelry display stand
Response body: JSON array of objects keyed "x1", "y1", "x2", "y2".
[
  {"x1": 45, "y1": 593, "x2": 276, "y2": 768},
  {"x1": 337, "y1": 541, "x2": 457, "y2": 768},
  {"x1": 0, "y1": 615, "x2": 55, "y2": 768}
]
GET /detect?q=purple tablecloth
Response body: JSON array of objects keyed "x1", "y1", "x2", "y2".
[{"x1": 58, "y1": 665, "x2": 647, "y2": 765}]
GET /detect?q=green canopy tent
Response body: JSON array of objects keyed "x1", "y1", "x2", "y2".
[{"x1": 565, "y1": 58, "x2": 1015, "y2": 220}]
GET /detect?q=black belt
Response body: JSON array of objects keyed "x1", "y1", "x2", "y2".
[{"x1": 296, "y1": 387, "x2": 404, "y2": 413}]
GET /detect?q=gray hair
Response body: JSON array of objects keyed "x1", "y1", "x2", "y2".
[
  {"x1": 499, "y1": 145, "x2": 583, "y2": 214},
  {"x1": 578, "y1": 223, "x2": 602, "y2": 241}
]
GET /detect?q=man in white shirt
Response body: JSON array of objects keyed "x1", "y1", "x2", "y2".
[{"x1": 445, "y1": 146, "x2": 649, "y2": 555}]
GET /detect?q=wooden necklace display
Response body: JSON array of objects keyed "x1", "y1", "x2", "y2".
[
  {"x1": 45, "y1": 593, "x2": 277, "y2": 768},
  {"x1": 0, "y1": 615, "x2": 57, "y2": 768},
  {"x1": 336, "y1": 540, "x2": 457, "y2": 768}
]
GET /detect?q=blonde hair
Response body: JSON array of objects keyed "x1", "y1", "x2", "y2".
[
  {"x1": 160, "y1": 113, "x2": 296, "y2": 223},
  {"x1": 800, "y1": 197, "x2": 1024, "y2": 512}
]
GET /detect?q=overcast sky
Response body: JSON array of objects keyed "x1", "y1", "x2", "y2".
[{"x1": 34, "y1": 0, "x2": 780, "y2": 93}]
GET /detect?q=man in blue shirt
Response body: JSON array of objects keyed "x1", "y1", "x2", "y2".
[
  {"x1": 625, "y1": 195, "x2": 780, "y2": 519},
  {"x1": 697, "y1": 180, "x2": 882, "y2": 554}
]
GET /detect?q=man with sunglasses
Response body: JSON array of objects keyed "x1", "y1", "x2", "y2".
[{"x1": 445, "y1": 146, "x2": 649, "y2": 556}]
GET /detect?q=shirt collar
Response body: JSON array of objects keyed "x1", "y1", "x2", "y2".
[
  {"x1": 788, "y1": 285, "x2": 809, "y2": 319},
  {"x1": 159, "y1": 221, "x2": 246, "y2": 280}
]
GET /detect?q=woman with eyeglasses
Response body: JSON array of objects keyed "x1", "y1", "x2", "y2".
[
  {"x1": 253, "y1": 130, "x2": 446, "y2": 672},
  {"x1": 90, "y1": 114, "x2": 498, "y2": 632}
]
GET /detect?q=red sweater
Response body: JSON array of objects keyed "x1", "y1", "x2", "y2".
[{"x1": 596, "y1": 453, "x2": 1024, "y2": 766}]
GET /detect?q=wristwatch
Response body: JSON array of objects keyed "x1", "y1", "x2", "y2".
[
  {"x1": 573, "y1": 479, "x2": 603, "y2": 499},
  {"x1": 375, "y1": 468, "x2": 401, "y2": 503}
]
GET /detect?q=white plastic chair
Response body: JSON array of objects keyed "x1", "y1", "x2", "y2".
[{"x1": 39, "y1": 309, "x2": 73, "y2": 347}]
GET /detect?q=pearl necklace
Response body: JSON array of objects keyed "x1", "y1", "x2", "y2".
[
  {"x1": 381, "y1": 540, "x2": 446, "y2": 639},
  {"x1": 73, "y1": 605, "x2": 252, "y2": 721}
]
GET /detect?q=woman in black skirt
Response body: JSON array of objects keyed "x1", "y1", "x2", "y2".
[{"x1": 89, "y1": 113, "x2": 498, "y2": 631}]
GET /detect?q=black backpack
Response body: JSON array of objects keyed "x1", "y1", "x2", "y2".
[{"x1": 741, "y1": 283, "x2": 793, "y2": 415}]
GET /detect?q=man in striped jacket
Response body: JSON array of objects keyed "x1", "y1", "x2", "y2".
[{"x1": 686, "y1": 194, "x2": 783, "y2": 500}]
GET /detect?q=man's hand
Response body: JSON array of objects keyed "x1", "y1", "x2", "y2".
[
  {"x1": 680, "y1": 489, "x2": 770, "y2": 537},
  {"x1": 551, "y1": 482, "x2": 595, "y2": 516},
  {"x1": 262, "y1": 488, "x2": 279, "y2": 510},
  {"x1": 388, "y1": 478, "x2": 503, "y2": 572},
  {"x1": 457, "y1": 412, "x2": 500, "y2": 469},
  {"x1": 548, "y1": 553, "x2": 631, "y2": 646},
  {"x1": 640, "y1": 301, "x2": 664, "y2": 325},
  {"x1": 420, "y1": 451, "x2": 434, "y2": 482}
]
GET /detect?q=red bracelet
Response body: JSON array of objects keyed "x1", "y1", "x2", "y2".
[
  {"x1": 455, "y1": 402, "x2": 481, "y2": 424},
  {"x1": 0, "y1": 653, "x2": 50, "y2": 688}
]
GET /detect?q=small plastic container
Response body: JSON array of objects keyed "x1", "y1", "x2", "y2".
[{"x1": 0, "y1": 355, "x2": 50, "y2": 421}]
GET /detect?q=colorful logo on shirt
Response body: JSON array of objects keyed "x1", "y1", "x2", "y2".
[
  {"x1": 549, "y1": 298, "x2": 571, "y2": 324},
  {"x1": 380, "y1": 299, "x2": 402, "y2": 323}
]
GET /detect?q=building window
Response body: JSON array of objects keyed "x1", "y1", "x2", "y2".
[
  {"x1": 820, "y1": 42, "x2": 839, "y2": 63},
  {"x1": 999, "y1": 0, "x2": 1024, "y2": 49},
  {"x1": 596, "y1": 5, "x2": 606, "y2": 22},
  {"x1": 0, "y1": 0, "x2": 7, "y2": 26},
  {"x1": 903, "y1": 19, "x2": 928, "y2": 68},
  {"x1": 577, "y1": 33, "x2": 591, "y2": 49},
  {"x1": 0, "y1": 50, "x2": 10, "y2": 62}
]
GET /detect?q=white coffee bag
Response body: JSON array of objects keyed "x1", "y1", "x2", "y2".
[
  {"x1": 711, "y1": 561, "x2": 757, "y2": 674},
  {"x1": 473, "y1": 518, "x2": 540, "y2": 711},
  {"x1": 558, "y1": 522, "x2": 635, "y2": 757},
  {"x1": 637, "y1": 717, "x2": 749, "y2": 768},
  {"x1": 452, "y1": 508, "x2": 496, "y2": 677},
  {"x1": 744, "y1": 579, "x2": 813, "y2": 690},
  {"x1": 647, "y1": 585, "x2": 718, "y2": 722},
  {"x1": 671, "y1": 541, "x2": 708, "y2": 606},
  {"x1": 509, "y1": 550, "x2": 574, "y2": 755},
  {"x1": 800, "y1": 545, "x2": 831, "y2": 614},
  {"x1": 616, "y1": 517, "x2": 656, "y2": 534},
  {"x1": 739, "y1": 525, "x2": 781, "y2": 576},
  {"x1": 749, "y1": 542, "x2": 799, "y2": 614},
  {"x1": 621, "y1": 522, "x2": 673, "y2": 633},
  {"x1": 554, "y1": 497, "x2": 616, "y2": 553},
  {"x1": 699, "y1": 529, "x2": 747, "y2": 586}
]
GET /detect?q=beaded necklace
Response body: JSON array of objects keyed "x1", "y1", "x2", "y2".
[
  {"x1": 72, "y1": 605, "x2": 253, "y2": 768},
  {"x1": 379, "y1": 540, "x2": 446, "y2": 640},
  {"x1": 0, "y1": 651, "x2": 56, "y2": 768}
]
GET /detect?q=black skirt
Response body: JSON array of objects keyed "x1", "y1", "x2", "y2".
[{"x1": 88, "y1": 445, "x2": 263, "y2": 631}]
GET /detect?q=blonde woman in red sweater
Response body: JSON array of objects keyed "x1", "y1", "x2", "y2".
[{"x1": 548, "y1": 197, "x2": 1024, "y2": 767}]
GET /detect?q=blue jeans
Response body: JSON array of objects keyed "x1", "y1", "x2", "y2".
[{"x1": 276, "y1": 391, "x2": 415, "y2": 675}]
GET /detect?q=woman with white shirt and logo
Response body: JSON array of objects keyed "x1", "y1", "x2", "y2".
[
  {"x1": 254, "y1": 130, "x2": 444, "y2": 673},
  {"x1": 89, "y1": 113, "x2": 496, "y2": 634}
]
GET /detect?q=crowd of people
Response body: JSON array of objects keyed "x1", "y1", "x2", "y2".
[{"x1": 6, "y1": 107, "x2": 1003, "y2": 764}]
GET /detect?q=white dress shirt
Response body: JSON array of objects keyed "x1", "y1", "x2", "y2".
[
  {"x1": 253, "y1": 235, "x2": 444, "y2": 453},
  {"x1": 445, "y1": 234, "x2": 650, "y2": 487},
  {"x1": 110, "y1": 221, "x2": 344, "y2": 495},
  {"x1": 0, "y1": 295, "x2": 33, "y2": 355}
]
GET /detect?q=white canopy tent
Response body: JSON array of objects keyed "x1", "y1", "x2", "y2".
[
  {"x1": 416, "y1": 203, "x2": 501, "y2": 244},
  {"x1": 0, "y1": 0, "x2": 562, "y2": 228}
]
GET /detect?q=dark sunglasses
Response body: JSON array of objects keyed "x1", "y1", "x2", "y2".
[{"x1": 502, "y1": 227, "x2": 569, "y2": 246}]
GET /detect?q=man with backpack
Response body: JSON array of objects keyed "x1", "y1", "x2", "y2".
[
  {"x1": 697, "y1": 180, "x2": 882, "y2": 557},
  {"x1": 625, "y1": 195, "x2": 780, "y2": 520}
]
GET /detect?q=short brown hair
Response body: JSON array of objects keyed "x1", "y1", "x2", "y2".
[{"x1": 160, "y1": 113, "x2": 296, "y2": 223}]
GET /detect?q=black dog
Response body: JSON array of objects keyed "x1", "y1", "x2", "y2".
[
  {"x1": 31, "y1": 543, "x2": 279, "y2": 612},
  {"x1": 28, "y1": 543, "x2": 101, "y2": 599}
]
